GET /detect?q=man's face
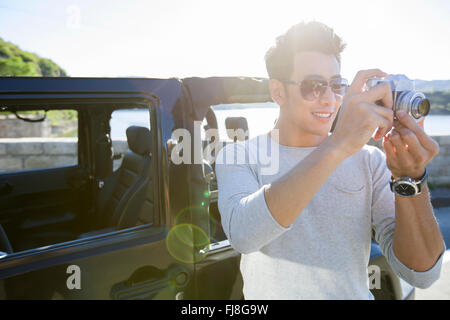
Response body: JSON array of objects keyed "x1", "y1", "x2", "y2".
[{"x1": 282, "y1": 51, "x2": 342, "y2": 138}]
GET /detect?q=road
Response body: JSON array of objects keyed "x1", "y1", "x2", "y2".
[{"x1": 415, "y1": 205, "x2": 450, "y2": 300}]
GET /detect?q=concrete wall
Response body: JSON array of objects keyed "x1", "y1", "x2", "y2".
[{"x1": 0, "y1": 135, "x2": 449, "y2": 186}]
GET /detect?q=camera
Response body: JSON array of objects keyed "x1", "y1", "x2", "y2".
[{"x1": 366, "y1": 74, "x2": 430, "y2": 121}]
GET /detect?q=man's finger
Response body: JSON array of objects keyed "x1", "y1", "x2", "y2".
[
  {"x1": 389, "y1": 130, "x2": 411, "y2": 164},
  {"x1": 395, "y1": 125, "x2": 427, "y2": 164},
  {"x1": 395, "y1": 111, "x2": 428, "y2": 143},
  {"x1": 371, "y1": 104, "x2": 394, "y2": 139},
  {"x1": 351, "y1": 102, "x2": 393, "y2": 140},
  {"x1": 352, "y1": 82, "x2": 393, "y2": 110},
  {"x1": 347, "y1": 69, "x2": 388, "y2": 95},
  {"x1": 383, "y1": 136, "x2": 398, "y2": 163},
  {"x1": 395, "y1": 112, "x2": 439, "y2": 156}
]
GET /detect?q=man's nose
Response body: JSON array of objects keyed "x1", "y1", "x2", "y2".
[{"x1": 320, "y1": 86, "x2": 336, "y2": 106}]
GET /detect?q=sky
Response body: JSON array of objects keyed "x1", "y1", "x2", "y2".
[{"x1": 0, "y1": 0, "x2": 449, "y2": 81}]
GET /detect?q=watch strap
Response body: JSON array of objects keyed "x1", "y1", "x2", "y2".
[
  {"x1": 414, "y1": 168, "x2": 428, "y2": 193},
  {"x1": 389, "y1": 168, "x2": 428, "y2": 195}
]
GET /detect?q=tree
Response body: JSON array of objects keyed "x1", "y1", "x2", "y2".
[{"x1": 0, "y1": 37, "x2": 67, "y2": 76}]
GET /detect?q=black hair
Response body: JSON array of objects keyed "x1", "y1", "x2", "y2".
[{"x1": 265, "y1": 21, "x2": 346, "y2": 80}]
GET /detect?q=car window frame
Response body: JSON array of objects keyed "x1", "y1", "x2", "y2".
[{"x1": 0, "y1": 93, "x2": 166, "y2": 275}]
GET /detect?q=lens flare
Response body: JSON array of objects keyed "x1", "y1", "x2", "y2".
[
  {"x1": 165, "y1": 205, "x2": 219, "y2": 263},
  {"x1": 175, "y1": 205, "x2": 217, "y2": 239},
  {"x1": 166, "y1": 224, "x2": 210, "y2": 263}
]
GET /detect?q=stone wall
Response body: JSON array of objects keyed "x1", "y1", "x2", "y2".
[
  {"x1": 0, "y1": 114, "x2": 51, "y2": 138},
  {"x1": 0, "y1": 135, "x2": 449, "y2": 186},
  {"x1": 367, "y1": 134, "x2": 449, "y2": 186},
  {"x1": 0, "y1": 138, "x2": 128, "y2": 172},
  {"x1": 427, "y1": 135, "x2": 450, "y2": 186}
]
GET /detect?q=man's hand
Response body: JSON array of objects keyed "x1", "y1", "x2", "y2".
[
  {"x1": 383, "y1": 111, "x2": 439, "y2": 179},
  {"x1": 329, "y1": 69, "x2": 394, "y2": 157}
]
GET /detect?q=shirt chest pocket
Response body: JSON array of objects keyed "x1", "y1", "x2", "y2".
[
  {"x1": 327, "y1": 163, "x2": 367, "y2": 196},
  {"x1": 321, "y1": 169, "x2": 370, "y2": 221},
  {"x1": 332, "y1": 181, "x2": 365, "y2": 194}
]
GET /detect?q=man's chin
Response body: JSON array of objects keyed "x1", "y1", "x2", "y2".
[{"x1": 311, "y1": 128, "x2": 333, "y2": 137}]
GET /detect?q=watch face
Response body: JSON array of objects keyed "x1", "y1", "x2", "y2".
[{"x1": 394, "y1": 182, "x2": 417, "y2": 197}]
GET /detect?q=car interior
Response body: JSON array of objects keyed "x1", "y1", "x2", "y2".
[
  {"x1": 0, "y1": 105, "x2": 158, "y2": 255},
  {"x1": 201, "y1": 106, "x2": 250, "y2": 244},
  {"x1": 0, "y1": 102, "x2": 251, "y2": 255}
]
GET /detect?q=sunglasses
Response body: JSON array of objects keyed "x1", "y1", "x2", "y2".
[{"x1": 280, "y1": 76, "x2": 348, "y2": 101}]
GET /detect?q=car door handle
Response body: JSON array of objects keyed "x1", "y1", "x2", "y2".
[
  {"x1": 0, "y1": 182, "x2": 13, "y2": 196},
  {"x1": 110, "y1": 266, "x2": 189, "y2": 300}
]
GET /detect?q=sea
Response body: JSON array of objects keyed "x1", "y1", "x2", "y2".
[{"x1": 110, "y1": 103, "x2": 450, "y2": 140}]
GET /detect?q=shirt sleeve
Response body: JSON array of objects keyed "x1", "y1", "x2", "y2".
[
  {"x1": 214, "y1": 142, "x2": 292, "y2": 254},
  {"x1": 370, "y1": 146, "x2": 446, "y2": 289}
]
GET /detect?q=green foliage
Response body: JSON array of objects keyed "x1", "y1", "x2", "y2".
[
  {"x1": 427, "y1": 91, "x2": 450, "y2": 115},
  {"x1": 0, "y1": 37, "x2": 67, "y2": 76},
  {"x1": 47, "y1": 110, "x2": 77, "y2": 126},
  {"x1": 0, "y1": 56, "x2": 39, "y2": 76}
]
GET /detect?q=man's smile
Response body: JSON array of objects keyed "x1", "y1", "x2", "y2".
[{"x1": 311, "y1": 110, "x2": 334, "y2": 122}]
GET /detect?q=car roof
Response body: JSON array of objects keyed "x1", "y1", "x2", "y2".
[{"x1": 0, "y1": 76, "x2": 271, "y2": 121}]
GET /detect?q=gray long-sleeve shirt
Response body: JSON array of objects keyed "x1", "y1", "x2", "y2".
[{"x1": 214, "y1": 132, "x2": 445, "y2": 300}]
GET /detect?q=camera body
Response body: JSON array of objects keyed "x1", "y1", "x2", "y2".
[{"x1": 366, "y1": 74, "x2": 430, "y2": 121}]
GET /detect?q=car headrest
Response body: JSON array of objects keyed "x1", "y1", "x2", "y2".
[
  {"x1": 225, "y1": 116, "x2": 249, "y2": 141},
  {"x1": 126, "y1": 126, "x2": 152, "y2": 156}
]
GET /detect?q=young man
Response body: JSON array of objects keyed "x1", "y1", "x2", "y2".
[{"x1": 214, "y1": 21, "x2": 445, "y2": 299}]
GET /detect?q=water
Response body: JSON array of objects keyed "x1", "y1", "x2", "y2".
[
  {"x1": 109, "y1": 105, "x2": 450, "y2": 140},
  {"x1": 423, "y1": 115, "x2": 450, "y2": 135},
  {"x1": 213, "y1": 107, "x2": 450, "y2": 139},
  {"x1": 110, "y1": 108, "x2": 151, "y2": 140}
]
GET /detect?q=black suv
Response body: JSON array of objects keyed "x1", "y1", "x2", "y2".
[{"x1": 0, "y1": 76, "x2": 414, "y2": 299}]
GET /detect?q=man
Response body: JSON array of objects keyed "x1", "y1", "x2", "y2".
[{"x1": 214, "y1": 21, "x2": 445, "y2": 299}]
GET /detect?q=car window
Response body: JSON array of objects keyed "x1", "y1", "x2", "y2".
[
  {"x1": 110, "y1": 107, "x2": 151, "y2": 171},
  {"x1": 0, "y1": 103, "x2": 160, "y2": 257},
  {"x1": 211, "y1": 102, "x2": 278, "y2": 141},
  {"x1": 0, "y1": 109, "x2": 78, "y2": 172},
  {"x1": 200, "y1": 103, "x2": 279, "y2": 246}
]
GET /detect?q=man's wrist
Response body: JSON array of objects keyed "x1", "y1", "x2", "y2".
[
  {"x1": 390, "y1": 168, "x2": 428, "y2": 197},
  {"x1": 391, "y1": 167, "x2": 426, "y2": 180},
  {"x1": 321, "y1": 136, "x2": 352, "y2": 161}
]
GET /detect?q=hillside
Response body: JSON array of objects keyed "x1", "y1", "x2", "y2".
[
  {"x1": 427, "y1": 91, "x2": 450, "y2": 115},
  {"x1": 0, "y1": 36, "x2": 448, "y2": 114},
  {"x1": 0, "y1": 37, "x2": 67, "y2": 77},
  {"x1": 408, "y1": 79, "x2": 450, "y2": 115},
  {"x1": 415, "y1": 79, "x2": 450, "y2": 92}
]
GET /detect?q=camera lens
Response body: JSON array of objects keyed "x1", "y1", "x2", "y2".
[
  {"x1": 419, "y1": 98, "x2": 430, "y2": 116},
  {"x1": 411, "y1": 97, "x2": 430, "y2": 118}
]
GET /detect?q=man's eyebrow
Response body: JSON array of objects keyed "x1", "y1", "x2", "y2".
[
  {"x1": 303, "y1": 74, "x2": 342, "y2": 80},
  {"x1": 303, "y1": 74, "x2": 324, "y2": 79}
]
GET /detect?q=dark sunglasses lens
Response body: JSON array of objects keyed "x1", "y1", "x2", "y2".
[
  {"x1": 301, "y1": 80, "x2": 327, "y2": 101},
  {"x1": 331, "y1": 79, "x2": 348, "y2": 96}
]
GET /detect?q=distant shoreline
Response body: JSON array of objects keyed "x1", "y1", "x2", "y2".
[
  {"x1": 212, "y1": 102, "x2": 277, "y2": 110},
  {"x1": 210, "y1": 102, "x2": 450, "y2": 115}
]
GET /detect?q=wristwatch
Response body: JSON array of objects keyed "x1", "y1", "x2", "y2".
[{"x1": 389, "y1": 168, "x2": 428, "y2": 197}]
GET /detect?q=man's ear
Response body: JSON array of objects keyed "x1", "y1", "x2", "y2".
[{"x1": 269, "y1": 79, "x2": 287, "y2": 106}]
